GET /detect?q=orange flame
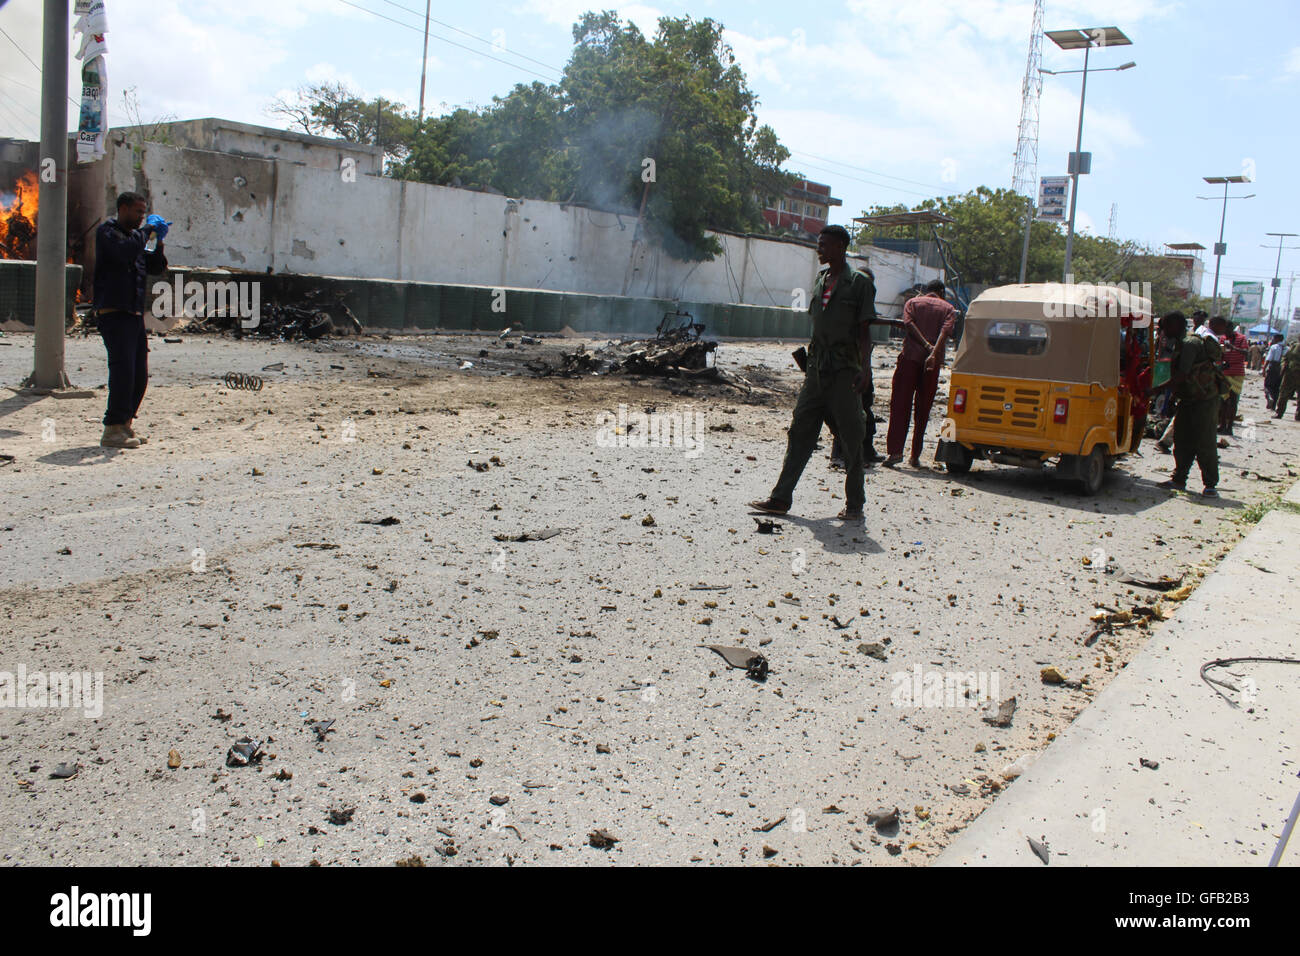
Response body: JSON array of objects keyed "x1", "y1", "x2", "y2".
[{"x1": 0, "y1": 170, "x2": 39, "y2": 260}]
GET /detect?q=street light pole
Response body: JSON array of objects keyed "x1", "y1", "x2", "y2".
[
  {"x1": 1211, "y1": 180, "x2": 1228, "y2": 317},
  {"x1": 1062, "y1": 43, "x2": 1089, "y2": 280},
  {"x1": 1200, "y1": 175, "x2": 1253, "y2": 319},
  {"x1": 1042, "y1": 27, "x2": 1133, "y2": 283}
]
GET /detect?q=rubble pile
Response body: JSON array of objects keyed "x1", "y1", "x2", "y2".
[
  {"x1": 527, "y1": 318, "x2": 739, "y2": 386},
  {"x1": 186, "y1": 287, "x2": 363, "y2": 341}
]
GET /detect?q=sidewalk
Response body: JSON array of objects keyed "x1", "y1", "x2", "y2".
[{"x1": 938, "y1": 485, "x2": 1300, "y2": 867}]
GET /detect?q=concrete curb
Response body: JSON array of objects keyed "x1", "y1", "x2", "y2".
[{"x1": 937, "y1": 484, "x2": 1300, "y2": 867}]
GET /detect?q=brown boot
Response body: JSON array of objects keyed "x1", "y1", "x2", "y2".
[
  {"x1": 101, "y1": 425, "x2": 141, "y2": 449},
  {"x1": 126, "y1": 421, "x2": 148, "y2": 444}
]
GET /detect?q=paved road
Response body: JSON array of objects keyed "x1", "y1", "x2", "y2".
[{"x1": 2, "y1": 333, "x2": 1297, "y2": 865}]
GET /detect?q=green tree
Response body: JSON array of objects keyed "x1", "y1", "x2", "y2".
[
  {"x1": 268, "y1": 82, "x2": 418, "y2": 166},
  {"x1": 394, "y1": 11, "x2": 793, "y2": 260},
  {"x1": 856, "y1": 187, "x2": 1190, "y2": 309}
]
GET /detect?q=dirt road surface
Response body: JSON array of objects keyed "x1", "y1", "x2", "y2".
[{"x1": 1, "y1": 330, "x2": 1296, "y2": 865}]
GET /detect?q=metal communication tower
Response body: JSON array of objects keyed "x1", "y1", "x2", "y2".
[
  {"x1": 1012, "y1": 0, "x2": 1045, "y2": 282},
  {"x1": 1011, "y1": 0, "x2": 1045, "y2": 197}
]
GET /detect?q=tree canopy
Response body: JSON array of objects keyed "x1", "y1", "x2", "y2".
[
  {"x1": 857, "y1": 187, "x2": 1190, "y2": 315},
  {"x1": 270, "y1": 12, "x2": 794, "y2": 261}
]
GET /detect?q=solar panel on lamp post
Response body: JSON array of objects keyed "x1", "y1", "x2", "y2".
[
  {"x1": 1042, "y1": 26, "x2": 1133, "y2": 283},
  {"x1": 1199, "y1": 176, "x2": 1254, "y2": 318}
]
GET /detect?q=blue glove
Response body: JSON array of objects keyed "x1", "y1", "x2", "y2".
[{"x1": 145, "y1": 214, "x2": 172, "y2": 240}]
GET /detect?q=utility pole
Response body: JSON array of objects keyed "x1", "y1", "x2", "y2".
[
  {"x1": 1264, "y1": 231, "x2": 1298, "y2": 332},
  {"x1": 417, "y1": 0, "x2": 431, "y2": 130},
  {"x1": 27, "y1": 0, "x2": 72, "y2": 391}
]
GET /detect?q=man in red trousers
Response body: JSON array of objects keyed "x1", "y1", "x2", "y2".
[{"x1": 884, "y1": 279, "x2": 956, "y2": 467}]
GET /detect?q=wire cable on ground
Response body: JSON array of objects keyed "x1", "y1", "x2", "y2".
[{"x1": 1199, "y1": 656, "x2": 1300, "y2": 706}]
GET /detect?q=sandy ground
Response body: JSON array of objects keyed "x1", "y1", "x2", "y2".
[{"x1": 1, "y1": 329, "x2": 1297, "y2": 866}]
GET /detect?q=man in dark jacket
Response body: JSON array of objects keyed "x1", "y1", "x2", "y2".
[
  {"x1": 751, "y1": 225, "x2": 876, "y2": 521},
  {"x1": 1150, "y1": 311, "x2": 1220, "y2": 497},
  {"x1": 93, "y1": 191, "x2": 167, "y2": 448}
]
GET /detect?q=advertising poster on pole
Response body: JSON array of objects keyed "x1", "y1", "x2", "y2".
[{"x1": 1036, "y1": 176, "x2": 1069, "y2": 223}]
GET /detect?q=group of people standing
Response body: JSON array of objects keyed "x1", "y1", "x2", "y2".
[
  {"x1": 1151, "y1": 308, "x2": 1300, "y2": 497},
  {"x1": 1265, "y1": 332, "x2": 1300, "y2": 419}
]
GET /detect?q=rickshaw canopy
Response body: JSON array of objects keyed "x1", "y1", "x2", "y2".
[{"x1": 953, "y1": 283, "x2": 1152, "y2": 389}]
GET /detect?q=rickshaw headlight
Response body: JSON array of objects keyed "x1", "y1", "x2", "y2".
[
  {"x1": 953, "y1": 388, "x2": 967, "y2": 412},
  {"x1": 1053, "y1": 398, "x2": 1069, "y2": 424}
]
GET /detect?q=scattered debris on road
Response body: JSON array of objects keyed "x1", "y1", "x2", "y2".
[
  {"x1": 222, "y1": 371, "x2": 264, "y2": 391},
  {"x1": 493, "y1": 527, "x2": 568, "y2": 542},
  {"x1": 1028, "y1": 835, "x2": 1050, "y2": 865},
  {"x1": 702, "y1": 644, "x2": 769, "y2": 681},
  {"x1": 225, "y1": 737, "x2": 264, "y2": 767},
  {"x1": 982, "y1": 697, "x2": 1017, "y2": 728}
]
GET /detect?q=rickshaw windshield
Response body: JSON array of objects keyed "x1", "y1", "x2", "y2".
[{"x1": 987, "y1": 321, "x2": 1050, "y2": 356}]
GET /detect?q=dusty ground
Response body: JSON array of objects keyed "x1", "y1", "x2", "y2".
[{"x1": 1, "y1": 329, "x2": 1297, "y2": 866}]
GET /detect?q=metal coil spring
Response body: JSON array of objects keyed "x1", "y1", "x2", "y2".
[{"x1": 223, "y1": 372, "x2": 264, "y2": 391}]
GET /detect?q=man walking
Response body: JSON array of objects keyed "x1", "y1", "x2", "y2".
[
  {"x1": 1216, "y1": 318, "x2": 1249, "y2": 436},
  {"x1": 1264, "y1": 333, "x2": 1285, "y2": 410},
  {"x1": 1151, "y1": 312, "x2": 1221, "y2": 497},
  {"x1": 884, "y1": 280, "x2": 956, "y2": 467},
  {"x1": 93, "y1": 191, "x2": 168, "y2": 448},
  {"x1": 751, "y1": 225, "x2": 876, "y2": 521},
  {"x1": 1273, "y1": 338, "x2": 1300, "y2": 421}
]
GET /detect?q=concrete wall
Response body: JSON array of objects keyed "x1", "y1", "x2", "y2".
[
  {"x1": 112, "y1": 118, "x2": 384, "y2": 175},
  {"x1": 67, "y1": 131, "x2": 939, "y2": 324}
]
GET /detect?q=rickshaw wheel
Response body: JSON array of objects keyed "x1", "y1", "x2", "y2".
[{"x1": 1079, "y1": 445, "x2": 1106, "y2": 495}]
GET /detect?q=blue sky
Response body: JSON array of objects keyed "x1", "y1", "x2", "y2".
[{"x1": 2, "y1": 0, "x2": 1298, "y2": 309}]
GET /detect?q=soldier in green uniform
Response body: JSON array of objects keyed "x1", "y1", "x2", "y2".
[
  {"x1": 751, "y1": 225, "x2": 876, "y2": 521},
  {"x1": 1150, "y1": 311, "x2": 1221, "y2": 497},
  {"x1": 1272, "y1": 339, "x2": 1300, "y2": 421}
]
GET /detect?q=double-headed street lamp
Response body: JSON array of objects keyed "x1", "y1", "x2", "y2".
[
  {"x1": 1197, "y1": 176, "x2": 1255, "y2": 318},
  {"x1": 1041, "y1": 26, "x2": 1135, "y2": 282},
  {"x1": 1264, "y1": 232, "x2": 1299, "y2": 331}
]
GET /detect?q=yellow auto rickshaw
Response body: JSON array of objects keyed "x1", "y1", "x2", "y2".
[{"x1": 934, "y1": 283, "x2": 1154, "y2": 495}]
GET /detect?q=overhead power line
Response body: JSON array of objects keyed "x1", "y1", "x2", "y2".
[
  {"x1": 786, "y1": 155, "x2": 939, "y2": 200},
  {"x1": 376, "y1": 0, "x2": 563, "y2": 76},
  {"x1": 0, "y1": 24, "x2": 95, "y2": 111},
  {"x1": 788, "y1": 149, "x2": 942, "y2": 190},
  {"x1": 334, "y1": 0, "x2": 559, "y2": 82},
  {"x1": 0, "y1": 25, "x2": 41, "y2": 73}
]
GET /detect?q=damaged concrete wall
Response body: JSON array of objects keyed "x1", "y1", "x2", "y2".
[{"x1": 89, "y1": 136, "x2": 939, "y2": 320}]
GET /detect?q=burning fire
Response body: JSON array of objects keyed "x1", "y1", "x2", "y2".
[{"x1": 0, "y1": 170, "x2": 39, "y2": 260}]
